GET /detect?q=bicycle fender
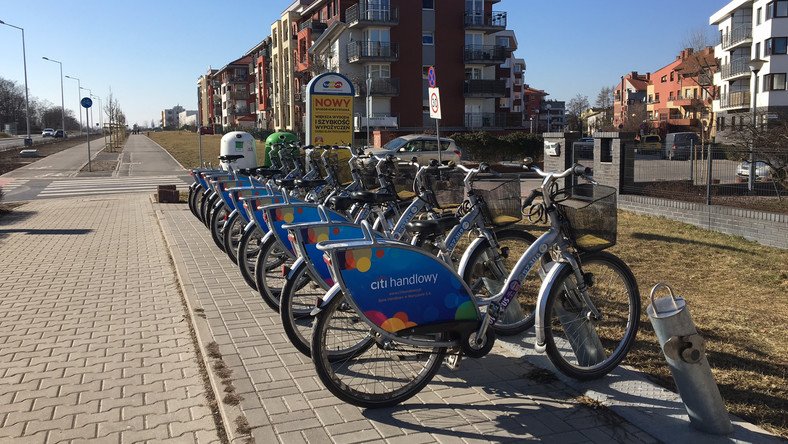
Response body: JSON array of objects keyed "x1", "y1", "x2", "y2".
[
  {"x1": 311, "y1": 283, "x2": 342, "y2": 316},
  {"x1": 242, "y1": 220, "x2": 256, "y2": 235},
  {"x1": 456, "y1": 236, "x2": 488, "y2": 276},
  {"x1": 534, "y1": 261, "x2": 570, "y2": 353},
  {"x1": 285, "y1": 257, "x2": 305, "y2": 281}
]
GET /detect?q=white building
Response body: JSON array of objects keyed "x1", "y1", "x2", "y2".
[{"x1": 711, "y1": 0, "x2": 788, "y2": 141}]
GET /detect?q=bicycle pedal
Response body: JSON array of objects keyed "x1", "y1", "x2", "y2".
[{"x1": 445, "y1": 353, "x2": 462, "y2": 371}]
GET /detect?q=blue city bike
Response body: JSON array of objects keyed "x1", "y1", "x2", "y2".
[{"x1": 309, "y1": 161, "x2": 640, "y2": 408}]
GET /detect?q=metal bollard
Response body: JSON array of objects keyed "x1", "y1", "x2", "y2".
[{"x1": 647, "y1": 283, "x2": 733, "y2": 435}]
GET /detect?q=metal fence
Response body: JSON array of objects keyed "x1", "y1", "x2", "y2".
[{"x1": 620, "y1": 145, "x2": 786, "y2": 206}]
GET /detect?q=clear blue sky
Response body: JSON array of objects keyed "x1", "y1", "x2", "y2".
[{"x1": 1, "y1": 0, "x2": 732, "y2": 128}]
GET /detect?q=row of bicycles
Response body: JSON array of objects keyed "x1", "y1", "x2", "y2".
[{"x1": 186, "y1": 139, "x2": 641, "y2": 408}]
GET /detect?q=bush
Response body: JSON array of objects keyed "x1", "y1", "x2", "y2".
[{"x1": 450, "y1": 131, "x2": 543, "y2": 162}]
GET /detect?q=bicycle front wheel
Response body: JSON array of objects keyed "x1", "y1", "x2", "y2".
[
  {"x1": 544, "y1": 251, "x2": 640, "y2": 380},
  {"x1": 222, "y1": 211, "x2": 245, "y2": 265},
  {"x1": 462, "y1": 229, "x2": 540, "y2": 335},
  {"x1": 237, "y1": 225, "x2": 263, "y2": 291},
  {"x1": 311, "y1": 294, "x2": 445, "y2": 409},
  {"x1": 209, "y1": 204, "x2": 229, "y2": 252}
]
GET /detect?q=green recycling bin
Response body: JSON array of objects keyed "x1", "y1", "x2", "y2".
[{"x1": 264, "y1": 132, "x2": 299, "y2": 167}]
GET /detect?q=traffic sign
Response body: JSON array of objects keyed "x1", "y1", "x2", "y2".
[
  {"x1": 429, "y1": 87, "x2": 441, "y2": 119},
  {"x1": 427, "y1": 66, "x2": 436, "y2": 88},
  {"x1": 81, "y1": 97, "x2": 93, "y2": 108}
]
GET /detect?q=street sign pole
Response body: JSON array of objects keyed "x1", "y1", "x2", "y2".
[
  {"x1": 81, "y1": 97, "x2": 93, "y2": 172},
  {"x1": 427, "y1": 67, "x2": 442, "y2": 164}
]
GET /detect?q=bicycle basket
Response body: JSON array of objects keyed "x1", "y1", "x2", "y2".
[
  {"x1": 392, "y1": 162, "x2": 418, "y2": 200},
  {"x1": 308, "y1": 148, "x2": 328, "y2": 178},
  {"x1": 354, "y1": 158, "x2": 381, "y2": 190},
  {"x1": 556, "y1": 184, "x2": 617, "y2": 252},
  {"x1": 471, "y1": 174, "x2": 523, "y2": 226},
  {"x1": 422, "y1": 169, "x2": 465, "y2": 209},
  {"x1": 329, "y1": 149, "x2": 354, "y2": 186}
]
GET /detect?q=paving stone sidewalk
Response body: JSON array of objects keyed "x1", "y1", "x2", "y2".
[
  {"x1": 155, "y1": 200, "x2": 660, "y2": 444},
  {"x1": 0, "y1": 195, "x2": 221, "y2": 443}
]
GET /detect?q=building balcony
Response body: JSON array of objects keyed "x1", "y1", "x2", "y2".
[
  {"x1": 347, "y1": 41, "x2": 399, "y2": 63},
  {"x1": 721, "y1": 26, "x2": 752, "y2": 51},
  {"x1": 355, "y1": 78, "x2": 400, "y2": 97},
  {"x1": 464, "y1": 112, "x2": 508, "y2": 129},
  {"x1": 463, "y1": 11, "x2": 507, "y2": 33},
  {"x1": 463, "y1": 45, "x2": 507, "y2": 65},
  {"x1": 668, "y1": 95, "x2": 704, "y2": 107},
  {"x1": 463, "y1": 79, "x2": 507, "y2": 97},
  {"x1": 718, "y1": 91, "x2": 751, "y2": 110},
  {"x1": 720, "y1": 59, "x2": 752, "y2": 80},
  {"x1": 228, "y1": 90, "x2": 250, "y2": 100},
  {"x1": 298, "y1": 19, "x2": 328, "y2": 34},
  {"x1": 666, "y1": 118, "x2": 700, "y2": 127},
  {"x1": 227, "y1": 74, "x2": 249, "y2": 83},
  {"x1": 346, "y1": 3, "x2": 399, "y2": 28},
  {"x1": 354, "y1": 113, "x2": 399, "y2": 130}
]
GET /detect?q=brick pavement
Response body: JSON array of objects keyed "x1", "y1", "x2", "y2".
[
  {"x1": 156, "y1": 199, "x2": 660, "y2": 443},
  {"x1": 0, "y1": 195, "x2": 220, "y2": 443}
]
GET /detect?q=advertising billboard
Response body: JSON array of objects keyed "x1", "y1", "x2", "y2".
[{"x1": 306, "y1": 73, "x2": 355, "y2": 146}]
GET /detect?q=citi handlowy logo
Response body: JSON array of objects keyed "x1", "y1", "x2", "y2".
[{"x1": 370, "y1": 273, "x2": 439, "y2": 290}]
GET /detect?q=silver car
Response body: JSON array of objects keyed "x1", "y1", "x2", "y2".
[
  {"x1": 365, "y1": 134, "x2": 461, "y2": 165},
  {"x1": 736, "y1": 160, "x2": 775, "y2": 179}
]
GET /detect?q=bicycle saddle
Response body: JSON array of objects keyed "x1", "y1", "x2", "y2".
[
  {"x1": 405, "y1": 215, "x2": 460, "y2": 236},
  {"x1": 218, "y1": 154, "x2": 244, "y2": 162},
  {"x1": 327, "y1": 195, "x2": 354, "y2": 212},
  {"x1": 349, "y1": 190, "x2": 397, "y2": 204},
  {"x1": 295, "y1": 179, "x2": 327, "y2": 189}
]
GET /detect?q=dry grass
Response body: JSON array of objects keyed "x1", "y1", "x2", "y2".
[
  {"x1": 148, "y1": 131, "x2": 268, "y2": 169},
  {"x1": 521, "y1": 212, "x2": 788, "y2": 438}
]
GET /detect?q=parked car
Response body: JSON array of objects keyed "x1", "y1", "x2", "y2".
[
  {"x1": 42, "y1": 128, "x2": 55, "y2": 137},
  {"x1": 199, "y1": 126, "x2": 215, "y2": 135},
  {"x1": 662, "y1": 132, "x2": 699, "y2": 160},
  {"x1": 639, "y1": 134, "x2": 662, "y2": 154},
  {"x1": 364, "y1": 134, "x2": 462, "y2": 165},
  {"x1": 736, "y1": 160, "x2": 775, "y2": 179},
  {"x1": 53, "y1": 129, "x2": 66, "y2": 138}
]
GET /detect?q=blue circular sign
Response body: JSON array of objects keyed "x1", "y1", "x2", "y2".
[
  {"x1": 81, "y1": 97, "x2": 93, "y2": 108},
  {"x1": 427, "y1": 67, "x2": 436, "y2": 88}
]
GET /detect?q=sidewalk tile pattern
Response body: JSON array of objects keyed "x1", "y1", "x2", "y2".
[
  {"x1": 158, "y1": 201, "x2": 660, "y2": 443},
  {"x1": 0, "y1": 195, "x2": 220, "y2": 443}
]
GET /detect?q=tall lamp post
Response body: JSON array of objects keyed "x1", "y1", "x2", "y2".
[
  {"x1": 0, "y1": 20, "x2": 32, "y2": 146},
  {"x1": 546, "y1": 103, "x2": 552, "y2": 132},
  {"x1": 748, "y1": 58, "x2": 765, "y2": 194},
  {"x1": 42, "y1": 57, "x2": 66, "y2": 137},
  {"x1": 65, "y1": 75, "x2": 82, "y2": 135}
]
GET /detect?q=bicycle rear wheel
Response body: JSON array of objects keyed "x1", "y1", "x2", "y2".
[
  {"x1": 222, "y1": 211, "x2": 245, "y2": 264},
  {"x1": 209, "y1": 204, "x2": 229, "y2": 252},
  {"x1": 237, "y1": 224, "x2": 263, "y2": 291},
  {"x1": 280, "y1": 260, "x2": 324, "y2": 356},
  {"x1": 311, "y1": 293, "x2": 445, "y2": 409},
  {"x1": 544, "y1": 251, "x2": 640, "y2": 380},
  {"x1": 461, "y1": 229, "x2": 540, "y2": 335},
  {"x1": 254, "y1": 235, "x2": 291, "y2": 312}
]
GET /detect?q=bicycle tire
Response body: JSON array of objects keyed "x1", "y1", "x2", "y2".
[
  {"x1": 461, "y1": 229, "x2": 540, "y2": 335},
  {"x1": 198, "y1": 190, "x2": 212, "y2": 224},
  {"x1": 202, "y1": 193, "x2": 219, "y2": 228},
  {"x1": 310, "y1": 293, "x2": 445, "y2": 409},
  {"x1": 280, "y1": 260, "x2": 326, "y2": 357},
  {"x1": 236, "y1": 225, "x2": 263, "y2": 291},
  {"x1": 209, "y1": 204, "x2": 229, "y2": 252},
  {"x1": 188, "y1": 184, "x2": 202, "y2": 218},
  {"x1": 222, "y1": 211, "x2": 245, "y2": 265},
  {"x1": 254, "y1": 235, "x2": 290, "y2": 312},
  {"x1": 543, "y1": 250, "x2": 640, "y2": 380}
]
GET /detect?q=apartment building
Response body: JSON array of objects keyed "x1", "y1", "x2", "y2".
[
  {"x1": 246, "y1": 38, "x2": 274, "y2": 129},
  {"x1": 161, "y1": 105, "x2": 184, "y2": 129},
  {"x1": 646, "y1": 47, "x2": 716, "y2": 137},
  {"x1": 261, "y1": 0, "x2": 525, "y2": 145},
  {"x1": 213, "y1": 56, "x2": 255, "y2": 128},
  {"x1": 711, "y1": 0, "x2": 788, "y2": 142},
  {"x1": 197, "y1": 69, "x2": 217, "y2": 129},
  {"x1": 613, "y1": 72, "x2": 649, "y2": 129},
  {"x1": 523, "y1": 85, "x2": 547, "y2": 132},
  {"x1": 540, "y1": 99, "x2": 565, "y2": 132}
]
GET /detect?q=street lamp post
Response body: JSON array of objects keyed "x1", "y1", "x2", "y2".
[
  {"x1": 42, "y1": 57, "x2": 66, "y2": 138},
  {"x1": 0, "y1": 20, "x2": 32, "y2": 146},
  {"x1": 546, "y1": 103, "x2": 552, "y2": 133},
  {"x1": 748, "y1": 58, "x2": 765, "y2": 194},
  {"x1": 65, "y1": 75, "x2": 82, "y2": 135},
  {"x1": 92, "y1": 95, "x2": 105, "y2": 148}
]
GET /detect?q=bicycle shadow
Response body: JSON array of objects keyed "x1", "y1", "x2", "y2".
[
  {"x1": 360, "y1": 351, "x2": 644, "y2": 442},
  {"x1": 630, "y1": 232, "x2": 750, "y2": 254}
]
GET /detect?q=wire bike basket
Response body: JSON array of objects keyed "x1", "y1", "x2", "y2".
[
  {"x1": 422, "y1": 169, "x2": 465, "y2": 210},
  {"x1": 555, "y1": 183, "x2": 617, "y2": 252},
  {"x1": 472, "y1": 174, "x2": 523, "y2": 226}
]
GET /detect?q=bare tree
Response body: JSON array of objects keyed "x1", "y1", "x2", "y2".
[
  {"x1": 595, "y1": 86, "x2": 615, "y2": 130},
  {"x1": 566, "y1": 94, "x2": 590, "y2": 133},
  {"x1": 680, "y1": 28, "x2": 718, "y2": 145}
]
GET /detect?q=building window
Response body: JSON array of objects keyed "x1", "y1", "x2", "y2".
[
  {"x1": 766, "y1": 73, "x2": 787, "y2": 90},
  {"x1": 422, "y1": 32, "x2": 434, "y2": 45},
  {"x1": 423, "y1": 0, "x2": 434, "y2": 9},
  {"x1": 756, "y1": 42, "x2": 762, "y2": 58},
  {"x1": 670, "y1": 71, "x2": 674, "y2": 81},
  {"x1": 758, "y1": 7, "x2": 763, "y2": 24},
  {"x1": 768, "y1": 1, "x2": 788, "y2": 18},
  {"x1": 766, "y1": 37, "x2": 788, "y2": 54},
  {"x1": 661, "y1": 75, "x2": 667, "y2": 83}
]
